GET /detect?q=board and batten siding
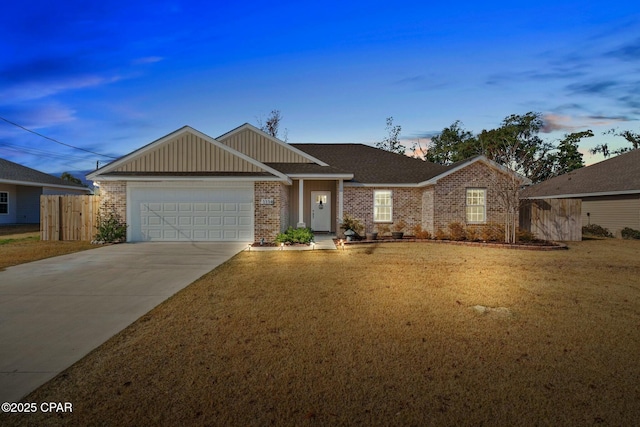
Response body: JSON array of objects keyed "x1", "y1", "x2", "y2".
[
  {"x1": 114, "y1": 132, "x2": 264, "y2": 173},
  {"x1": 582, "y1": 195, "x2": 640, "y2": 237},
  {"x1": 219, "y1": 128, "x2": 310, "y2": 163}
]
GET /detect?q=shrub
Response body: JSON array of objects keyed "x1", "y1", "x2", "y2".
[
  {"x1": 341, "y1": 214, "x2": 364, "y2": 236},
  {"x1": 465, "y1": 225, "x2": 481, "y2": 242},
  {"x1": 413, "y1": 224, "x2": 431, "y2": 240},
  {"x1": 375, "y1": 223, "x2": 391, "y2": 237},
  {"x1": 392, "y1": 219, "x2": 407, "y2": 232},
  {"x1": 95, "y1": 211, "x2": 127, "y2": 243},
  {"x1": 481, "y1": 222, "x2": 505, "y2": 242},
  {"x1": 621, "y1": 227, "x2": 640, "y2": 239},
  {"x1": 516, "y1": 228, "x2": 536, "y2": 243},
  {"x1": 275, "y1": 227, "x2": 314, "y2": 244},
  {"x1": 434, "y1": 228, "x2": 449, "y2": 240},
  {"x1": 448, "y1": 222, "x2": 466, "y2": 241},
  {"x1": 582, "y1": 224, "x2": 613, "y2": 238}
]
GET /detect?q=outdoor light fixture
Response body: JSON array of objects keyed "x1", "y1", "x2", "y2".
[
  {"x1": 311, "y1": 242, "x2": 316, "y2": 250},
  {"x1": 280, "y1": 242, "x2": 284, "y2": 250},
  {"x1": 339, "y1": 239, "x2": 344, "y2": 250},
  {"x1": 247, "y1": 243, "x2": 251, "y2": 252}
]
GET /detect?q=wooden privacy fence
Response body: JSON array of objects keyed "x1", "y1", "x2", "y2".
[
  {"x1": 41, "y1": 195, "x2": 102, "y2": 241},
  {"x1": 520, "y1": 198, "x2": 582, "y2": 241}
]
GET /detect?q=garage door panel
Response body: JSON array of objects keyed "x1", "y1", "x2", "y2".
[
  {"x1": 130, "y1": 184, "x2": 254, "y2": 242},
  {"x1": 224, "y1": 216, "x2": 238, "y2": 226},
  {"x1": 178, "y1": 217, "x2": 192, "y2": 226}
]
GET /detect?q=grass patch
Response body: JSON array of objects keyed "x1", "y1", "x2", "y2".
[
  {"x1": 0, "y1": 227, "x2": 95, "y2": 271},
  {"x1": 2, "y1": 240, "x2": 640, "y2": 425}
]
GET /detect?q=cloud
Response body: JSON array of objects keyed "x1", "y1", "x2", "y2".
[
  {"x1": 394, "y1": 74, "x2": 449, "y2": 91},
  {"x1": 541, "y1": 113, "x2": 629, "y2": 133},
  {"x1": 132, "y1": 56, "x2": 164, "y2": 65},
  {"x1": 605, "y1": 37, "x2": 640, "y2": 62},
  {"x1": 565, "y1": 80, "x2": 619, "y2": 96}
]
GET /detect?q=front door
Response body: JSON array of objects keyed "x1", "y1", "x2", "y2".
[{"x1": 311, "y1": 191, "x2": 331, "y2": 232}]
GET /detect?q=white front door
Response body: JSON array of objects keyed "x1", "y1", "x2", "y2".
[{"x1": 311, "y1": 191, "x2": 331, "y2": 232}]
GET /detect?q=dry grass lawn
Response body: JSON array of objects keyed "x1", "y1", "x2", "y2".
[
  {"x1": 0, "y1": 225, "x2": 95, "y2": 271},
  {"x1": 2, "y1": 239, "x2": 640, "y2": 426}
]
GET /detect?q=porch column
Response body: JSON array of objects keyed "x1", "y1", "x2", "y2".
[
  {"x1": 297, "y1": 179, "x2": 306, "y2": 228},
  {"x1": 338, "y1": 179, "x2": 344, "y2": 224}
]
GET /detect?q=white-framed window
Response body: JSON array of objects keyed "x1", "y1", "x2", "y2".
[
  {"x1": 466, "y1": 188, "x2": 486, "y2": 223},
  {"x1": 374, "y1": 190, "x2": 392, "y2": 222},
  {"x1": 0, "y1": 191, "x2": 8, "y2": 215}
]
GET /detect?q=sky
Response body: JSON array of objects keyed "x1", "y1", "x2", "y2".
[{"x1": 1, "y1": 0, "x2": 639, "y2": 176}]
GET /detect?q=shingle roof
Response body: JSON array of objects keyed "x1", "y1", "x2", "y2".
[
  {"x1": 292, "y1": 144, "x2": 450, "y2": 183},
  {"x1": 521, "y1": 149, "x2": 640, "y2": 198},
  {"x1": 265, "y1": 162, "x2": 352, "y2": 176},
  {"x1": 0, "y1": 157, "x2": 88, "y2": 189}
]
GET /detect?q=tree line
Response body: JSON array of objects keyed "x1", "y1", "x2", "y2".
[{"x1": 378, "y1": 112, "x2": 638, "y2": 184}]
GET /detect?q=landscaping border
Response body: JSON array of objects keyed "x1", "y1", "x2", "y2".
[{"x1": 336, "y1": 238, "x2": 568, "y2": 251}]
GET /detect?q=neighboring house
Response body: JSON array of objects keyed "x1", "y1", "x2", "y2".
[
  {"x1": 521, "y1": 148, "x2": 640, "y2": 238},
  {"x1": 0, "y1": 158, "x2": 90, "y2": 225},
  {"x1": 87, "y1": 124, "x2": 526, "y2": 242}
]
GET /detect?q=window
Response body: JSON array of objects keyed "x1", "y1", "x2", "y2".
[
  {"x1": 374, "y1": 190, "x2": 392, "y2": 222},
  {"x1": 0, "y1": 192, "x2": 7, "y2": 215},
  {"x1": 466, "y1": 188, "x2": 486, "y2": 223}
]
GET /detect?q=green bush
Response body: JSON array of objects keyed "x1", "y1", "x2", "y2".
[
  {"x1": 582, "y1": 224, "x2": 613, "y2": 238},
  {"x1": 95, "y1": 211, "x2": 127, "y2": 243},
  {"x1": 621, "y1": 227, "x2": 640, "y2": 239},
  {"x1": 275, "y1": 227, "x2": 314, "y2": 244}
]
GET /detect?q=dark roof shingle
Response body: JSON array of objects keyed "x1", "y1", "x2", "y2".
[
  {"x1": 521, "y1": 149, "x2": 640, "y2": 198},
  {"x1": 292, "y1": 143, "x2": 449, "y2": 183},
  {"x1": 0, "y1": 157, "x2": 87, "y2": 189}
]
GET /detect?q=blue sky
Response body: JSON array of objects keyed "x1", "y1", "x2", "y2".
[{"x1": 1, "y1": 1, "x2": 639, "y2": 175}]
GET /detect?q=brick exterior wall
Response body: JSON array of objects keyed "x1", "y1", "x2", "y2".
[
  {"x1": 431, "y1": 161, "x2": 515, "y2": 232},
  {"x1": 343, "y1": 187, "x2": 422, "y2": 236},
  {"x1": 279, "y1": 182, "x2": 290, "y2": 233},
  {"x1": 254, "y1": 181, "x2": 284, "y2": 242},
  {"x1": 96, "y1": 181, "x2": 127, "y2": 222},
  {"x1": 421, "y1": 187, "x2": 435, "y2": 233}
]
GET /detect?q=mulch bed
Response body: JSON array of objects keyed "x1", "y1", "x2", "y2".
[{"x1": 336, "y1": 237, "x2": 567, "y2": 250}]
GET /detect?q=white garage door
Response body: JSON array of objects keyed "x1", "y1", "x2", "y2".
[{"x1": 128, "y1": 182, "x2": 254, "y2": 242}]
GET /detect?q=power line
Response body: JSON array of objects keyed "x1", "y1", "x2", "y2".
[
  {"x1": 0, "y1": 116, "x2": 118, "y2": 159},
  {"x1": 0, "y1": 141, "x2": 97, "y2": 163}
]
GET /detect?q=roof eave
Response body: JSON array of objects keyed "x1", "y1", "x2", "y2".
[
  {"x1": 521, "y1": 189, "x2": 640, "y2": 199},
  {"x1": 0, "y1": 178, "x2": 90, "y2": 192}
]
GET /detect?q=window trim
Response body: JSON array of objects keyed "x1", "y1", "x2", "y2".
[
  {"x1": 373, "y1": 190, "x2": 393, "y2": 223},
  {"x1": 466, "y1": 188, "x2": 486, "y2": 224},
  {"x1": 0, "y1": 191, "x2": 8, "y2": 215}
]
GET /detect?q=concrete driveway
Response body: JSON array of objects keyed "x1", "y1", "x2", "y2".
[{"x1": 0, "y1": 242, "x2": 246, "y2": 402}]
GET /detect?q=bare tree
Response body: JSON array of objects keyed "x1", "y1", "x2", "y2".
[
  {"x1": 376, "y1": 117, "x2": 405, "y2": 154},
  {"x1": 489, "y1": 143, "x2": 529, "y2": 243},
  {"x1": 257, "y1": 109, "x2": 288, "y2": 141}
]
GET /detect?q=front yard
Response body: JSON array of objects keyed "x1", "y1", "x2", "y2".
[
  {"x1": 3, "y1": 239, "x2": 640, "y2": 426},
  {"x1": 0, "y1": 225, "x2": 94, "y2": 271}
]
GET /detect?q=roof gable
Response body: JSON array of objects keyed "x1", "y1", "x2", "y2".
[
  {"x1": 218, "y1": 124, "x2": 328, "y2": 165},
  {"x1": 522, "y1": 149, "x2": 640, "y2": 198},
  {"x1": 88, "y1": 126, "x2": 289, "y2": 181}
]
